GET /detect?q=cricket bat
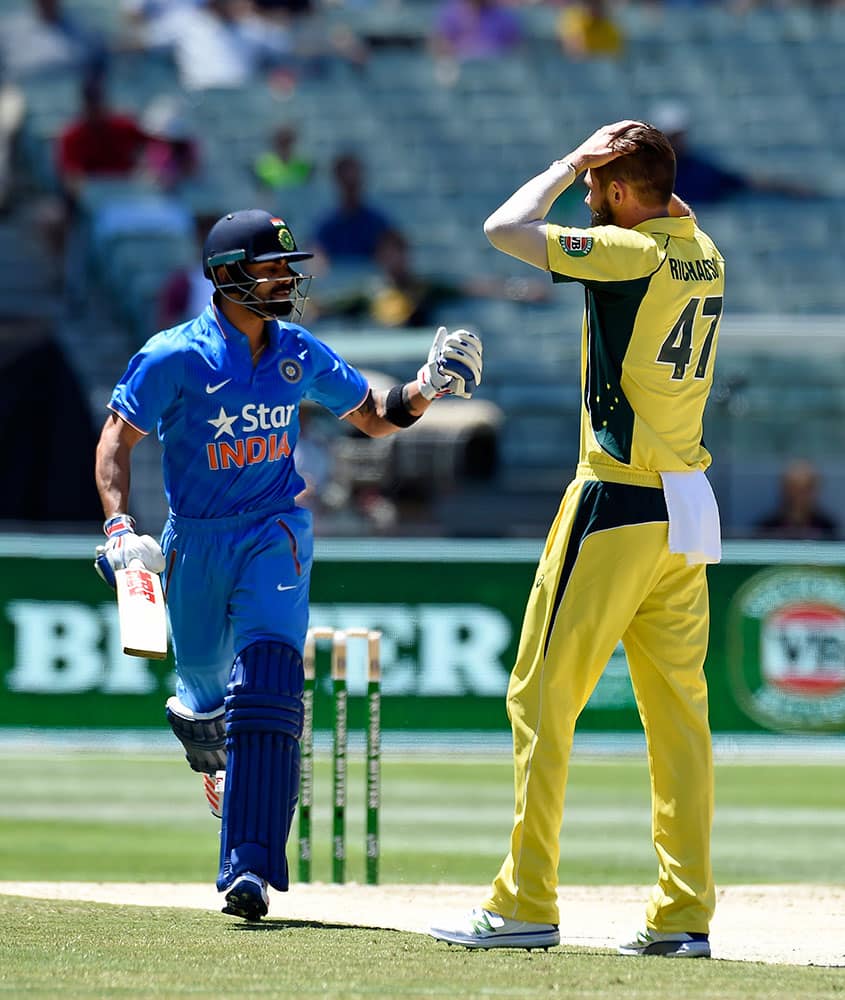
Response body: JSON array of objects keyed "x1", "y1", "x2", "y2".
[{"x1": 115, "y1": 559, "x2": 168, "y2": 660}]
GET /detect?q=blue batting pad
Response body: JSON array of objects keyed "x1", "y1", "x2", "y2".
[{"x1": 217, "y1": 640, "x2": 304, "y2": 893}]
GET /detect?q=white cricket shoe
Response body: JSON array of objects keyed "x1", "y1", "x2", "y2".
[
  {"x1": 222, "y1": 872, "x2": 269, "y2": 921},
  {"x1": 430, "y1": 907, "x2": 559, "y2": 950},
  {"x1": 618, "y1": 928, "x2": 711, "y2": 958},
  {"x1": 202, "y1": 770, "x2": 225, "y2": 819}
]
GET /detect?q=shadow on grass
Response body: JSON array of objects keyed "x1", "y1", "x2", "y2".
[{"x1": 228, "y1": 919, "x2": 409, "y2": 933}]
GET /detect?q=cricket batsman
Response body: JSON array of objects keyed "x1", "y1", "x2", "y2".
[{"x1": 93, "y1": 209, "x2": 482, "y2": 921}]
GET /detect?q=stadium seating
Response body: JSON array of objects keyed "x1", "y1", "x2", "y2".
[{"x1": 1, "y1": 0, "x2": 844, "y2": 535}]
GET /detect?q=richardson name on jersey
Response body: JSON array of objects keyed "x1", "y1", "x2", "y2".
[
  {"x1": 206, "y1": 401, "x2": 295, "y2": 470},
  {"x1": 668, "y1": 257, "x2": 721, "y2": 282}
]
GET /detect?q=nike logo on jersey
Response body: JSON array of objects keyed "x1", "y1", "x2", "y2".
[
  {"x1": 276, "y1": 584, "x2": 297, "y2": 592},
  {"x1": 206, "y1": 379, "x2": 232, "y2": 394}
]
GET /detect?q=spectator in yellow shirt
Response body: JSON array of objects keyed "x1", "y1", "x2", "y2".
[{"x1": 557, "y1": 0, "x2": 623, "y2": 59}]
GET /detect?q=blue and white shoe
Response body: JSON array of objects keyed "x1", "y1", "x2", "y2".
[
  {"x1": 222, "y1": 873, "x2": 269, "y2": 921},
  {"x1": 618, "y1": 928, "x2": 711, "y2": 958},
  {"x1": 430, "y1": 907, "x2": 559, "y2": 950}
]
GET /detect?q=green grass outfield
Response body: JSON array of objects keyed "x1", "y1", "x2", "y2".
[
  {"x1": 2, "y1": 896, "x2": 844, "y2": 1000},
  {"x1": 1, "y1": 751, "x2": 844, "y2": 998},
  {"x1": 2, "y1": 753, "x2": 844, "y2": 885}
]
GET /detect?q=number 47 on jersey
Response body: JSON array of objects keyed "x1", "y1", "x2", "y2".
[{"x1": 657, "y1": 295, "x2": 723, "y2": 381}]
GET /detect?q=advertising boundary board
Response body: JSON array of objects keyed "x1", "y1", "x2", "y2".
[{"x1": 1, "y1": 536, "x2": 844, "y2": 734}]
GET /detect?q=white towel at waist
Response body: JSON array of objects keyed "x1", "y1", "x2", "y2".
[{"x1": 659, "y1": 470, "x2": 722, "y2": 565}]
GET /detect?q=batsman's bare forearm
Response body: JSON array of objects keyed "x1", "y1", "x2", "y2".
[
  {"x1": 344, "y1": 382, "x2": 431, "y2": 438},
  {"x1": 483, "y1": 160, "x2": 577, "y2": 268},
  {"x1": 95, "y1": 413, "x2": 143, "y2": 518}
]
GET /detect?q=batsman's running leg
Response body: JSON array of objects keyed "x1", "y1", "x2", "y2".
[{"x1": 217, "y1": 640, "x2": 305, "y2": 904}]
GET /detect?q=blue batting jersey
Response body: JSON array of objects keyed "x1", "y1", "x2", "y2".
[{"x1": 109, "y1": 304, "x2": 369, "y2": 518}]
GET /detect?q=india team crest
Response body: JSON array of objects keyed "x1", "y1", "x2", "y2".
[
  {"x1": 270, "y1": 217, "x2": 296, "y2": 251},
  {"x1": 279, "y1": 358, "x2": 303, "y2": 383},
  {"x1": 727, "y1": 567, "x2": 845, "y2": 731},
  {"x1": 560, "y1": 234, "x2": 594, "y2": 257}
]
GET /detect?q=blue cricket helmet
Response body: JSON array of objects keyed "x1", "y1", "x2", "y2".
[
  {"x1": 203, "y1": 209, "x2": 313, "y2": 321},
  {"x1": 202, "y1": 209, "x2": 313, "y2": 277}
]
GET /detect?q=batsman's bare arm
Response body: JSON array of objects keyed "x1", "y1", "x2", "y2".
[
  {"x1": 95, "y1": 413, "x2": 144, "y2": 518},
  {"x1": 344, "y1": 382, "x2": 431, "y2": 438},
  {"x1": 344, "y1": 324, "x2": 482, "y2": 435}
]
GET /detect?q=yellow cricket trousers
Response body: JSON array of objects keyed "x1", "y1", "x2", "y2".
[{"x1": 484, "y1": 476, "x2": 715, "y2": 932}]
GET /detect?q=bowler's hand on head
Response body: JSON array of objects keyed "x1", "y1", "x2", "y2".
[{"x1": 567, "y1": 120, "x2": 641, "y2": 174}]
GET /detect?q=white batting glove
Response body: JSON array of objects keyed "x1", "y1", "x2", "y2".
[
  {"x1": 94, "y1": 514, "x2": 165, "y2": 589},
  {"x1": 417, "y1": 326, "x2": 483, "y2": 401}
]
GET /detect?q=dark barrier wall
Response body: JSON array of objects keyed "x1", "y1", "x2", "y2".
[
  {"x1": 1, "y1": 537, "x2": 844, "y2": 734},
  {"x1": 0, "y1": 324, "x2": 102, "y2": 523}
]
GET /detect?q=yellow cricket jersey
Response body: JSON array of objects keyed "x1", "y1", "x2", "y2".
[{"x1": 546, "y1": 216, "x2": 725, "y2": 485}]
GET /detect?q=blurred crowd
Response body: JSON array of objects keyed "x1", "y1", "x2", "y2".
[
  {"x1": 0, "y1": 0, "x2": 601, "y2": 300},
  {"x1": 0, "y1": 0, "x2": 819, "y2": 322},
  {"x1": 0, "y1": 0, "x2": 841, "y2": 538}
]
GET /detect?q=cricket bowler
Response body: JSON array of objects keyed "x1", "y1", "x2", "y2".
[{"x1": 431, "y1": 120, "x2": 724, "y2": 957}]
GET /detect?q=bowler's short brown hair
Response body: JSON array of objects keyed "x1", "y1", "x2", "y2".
[{"x1": 592, "y1": 123, "x2": 676, "y2": 207}]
